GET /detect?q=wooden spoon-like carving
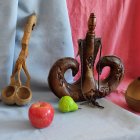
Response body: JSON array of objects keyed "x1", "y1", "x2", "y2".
[
  {"x1": 1, "y1": 13, "x2": 37, "y2": 106},
  {"x1": 48, "y1": 13, "x2": 124, "y2": 107}
]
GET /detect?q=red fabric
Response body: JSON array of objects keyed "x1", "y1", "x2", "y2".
[{"x1": 66, "y1": 0, "x2": 140, "y2": 114}]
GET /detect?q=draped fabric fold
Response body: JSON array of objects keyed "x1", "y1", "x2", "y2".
[
  {"x1": 0, "y1": 0, "x2": 18, "y2": 89},
  {"x1": 0, "y1": 0, "x2": 74, "y2": 90}
]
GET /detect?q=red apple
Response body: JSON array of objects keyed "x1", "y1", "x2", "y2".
[{"x1": 28, "y1": 101, "x2": 54, "y2": 128}]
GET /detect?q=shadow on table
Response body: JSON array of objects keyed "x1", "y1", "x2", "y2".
[{"x1": 0, "y1": 119, "x2": 35, "y2": 133}]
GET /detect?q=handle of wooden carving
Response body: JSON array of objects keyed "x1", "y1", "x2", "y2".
[{"x1": 22, "y1": 13, "x2": 37, "y2": 47}]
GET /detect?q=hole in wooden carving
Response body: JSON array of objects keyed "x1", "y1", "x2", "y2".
[
  {"x1": 100, "y1": 66, "x2": 111, "y2": 80},
  {"x1": 95, "y1": 66, "x2": 111, "y2": 80}
]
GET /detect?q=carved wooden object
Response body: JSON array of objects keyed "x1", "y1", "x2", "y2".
[
  {"x1": 1, "y1": 13, "x2": 37, "y2": 106},
  {"x1": 10, "y1": 13, "x2": 37, "y2": 87},
  {"x1": 125, "y1": 77, "x2": 140, "y2": 112},
  {"x1": 48, "y1": 13, "x2": 124, "y2": 107}
]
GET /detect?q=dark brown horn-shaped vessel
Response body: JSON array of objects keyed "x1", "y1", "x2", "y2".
[{"x1": 48, "y1": 13, "x2": 124, "y2": 106}]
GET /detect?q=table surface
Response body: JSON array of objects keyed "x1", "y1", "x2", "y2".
[{"x1": 0, "y1": 91, "x2": 140, "y2": 140}]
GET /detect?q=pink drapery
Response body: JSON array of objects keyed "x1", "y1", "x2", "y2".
[{"x1": 66, "y1": 0, "x2": 140, "y2": 114}]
